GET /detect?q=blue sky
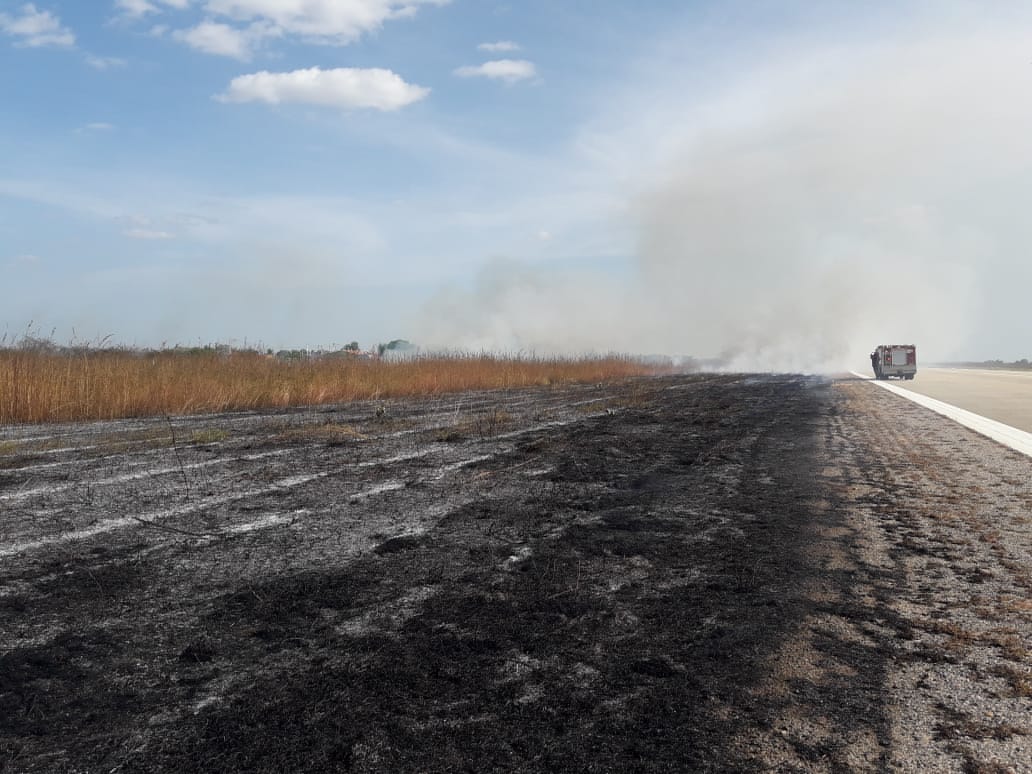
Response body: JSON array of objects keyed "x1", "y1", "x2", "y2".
[{"x1": 2, "y1": 1, "x2": 1032, "y2": 365}]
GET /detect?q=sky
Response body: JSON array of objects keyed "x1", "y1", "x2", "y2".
[{"x1": 2, "y1": 0, "x2": 1031, "y2": 367}]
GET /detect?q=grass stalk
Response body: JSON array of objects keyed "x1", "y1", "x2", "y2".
[{"x1": 0, "y1": 347, "x2": 669, "y2": 425}]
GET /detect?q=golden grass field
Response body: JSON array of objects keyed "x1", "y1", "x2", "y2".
[{"x1": 0, "y1": 347, "x2": 669, "y2": 425}]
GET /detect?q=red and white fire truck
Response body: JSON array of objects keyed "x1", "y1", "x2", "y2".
[{"x1": 871, "y1": 344, "x2": 917, "y2": 380}]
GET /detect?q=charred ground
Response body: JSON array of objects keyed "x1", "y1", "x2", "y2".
[{"x1": 1, "y1": 375, "x2": 1029, "y2": 772}]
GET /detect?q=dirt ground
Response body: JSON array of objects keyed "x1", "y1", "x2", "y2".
[{"x1": 1, "y1": 374, "x2": 1030, "y2": 773}]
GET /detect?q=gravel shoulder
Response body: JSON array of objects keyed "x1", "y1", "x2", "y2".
[
  {"x1": 1, "y1": 374, "x2": 1029, "y2": 772},
  {"x1": 818, "y1": 380, "x2": 1032, "y2": 773}
]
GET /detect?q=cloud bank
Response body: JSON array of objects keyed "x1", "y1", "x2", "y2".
[
  {"x1": 204, "y1": 0, "x2": 448, "y2": 43},
  {"x1": 172, "y1": 20, "x2": 279, "y2": 60},
  {"x1": 0, "y1": 3, "x2": 74, "y2": 47},
  {"x1": 120, "y1": 0, "x2": 449, "y2": 51},
  {"x1": 116, "y1": 0, "x2": 190, "y2": 16}
]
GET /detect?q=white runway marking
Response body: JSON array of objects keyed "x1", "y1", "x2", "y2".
[{"x1": 851, "y1": 372, "x2": 1032, "y2": 458}]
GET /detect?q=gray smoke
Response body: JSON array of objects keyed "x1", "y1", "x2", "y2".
[{"x1": 416, "y1": 20, "x2": 1032, "y2": 369}]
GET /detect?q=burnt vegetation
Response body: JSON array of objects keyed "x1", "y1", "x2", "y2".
[{"x1": 1, "y1": 374, "x2": 1029, "y2": 771}]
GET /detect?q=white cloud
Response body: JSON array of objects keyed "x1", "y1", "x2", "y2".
[
  {"x1": 85, "y1": 54, "x2": 127, "y2": 69},
  {"x1": 454, "y1": 59, "x2": 536, "y2": 83},
  {"x1": 115, "y1": 0, "x2": 190, "y2": 16},
  {"x1": 200, "y1": 0, "x2": 449, "y2": 44},
  {"x1": 124, "y1": 228, "x2": 174, "y2": 240},
  {"x1": 119, "y1": 0, "x2": 449, "y2": 56},
  {"x1": 75, "y1": 122, "x2": 116, "y2": 133},
  {"x1": 478, "y1": 40, "x2": 519, "y2": 53},
  {"x1": 172, "y1": 20, "x2": 276, "y2": 59},
  {"x1": 217, "y1": 67, "x2": 429, "y2": 110},
  {"x1": 115, "y1": 0, "x2": 159, "y2": 14},
  {"x1": 0, "y1": 3, "x2": 75, "y2": 48}
]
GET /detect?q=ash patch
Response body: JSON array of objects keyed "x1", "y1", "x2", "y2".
[{"x1": 2, "y1": 374, "x2": 1027, "y2": 771}]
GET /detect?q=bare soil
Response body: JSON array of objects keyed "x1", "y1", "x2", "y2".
[{"x1": 1, "y1": 374, "x2": 1029, "y2": 772}]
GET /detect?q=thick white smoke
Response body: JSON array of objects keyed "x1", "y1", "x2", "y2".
[{"x1": 416, "y1": 21, "x2": 1032, "y2": 370}]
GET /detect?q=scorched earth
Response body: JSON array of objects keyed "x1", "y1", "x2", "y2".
[{"x1": 1, "y1": 374, "x2": 1030, "y2": 772}]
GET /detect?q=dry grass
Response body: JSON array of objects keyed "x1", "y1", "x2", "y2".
[
  {"x1": 0, "y1": 347, "x2": 668, "y2": 425},
  {"x1": 998, "y1": 595, "x2": 1032, "y2": 615},
  {"x1": 189, "y1": 429, "x2": 230, "y2": 445},
  {"x1": 275, "y1": 423, "x2": 370, "y2": 445},
  {"x1": 431, "y1": 410, "x2": 515, "y2": 442},
  {"x1": 991, "y1": 664, "x2": 1032, "y2": 698}
]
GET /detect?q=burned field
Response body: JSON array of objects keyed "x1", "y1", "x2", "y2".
[{"x1": 1, "y1": 375, "x2": 1030, "y2": 772}]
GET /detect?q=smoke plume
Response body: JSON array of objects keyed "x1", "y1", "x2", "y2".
[{"x1": 417, "y1": 21, "x2": 1032, "y2": 370}]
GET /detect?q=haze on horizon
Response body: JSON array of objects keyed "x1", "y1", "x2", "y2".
[{"x1": 3, "y1": 1, "x2": 1031, "y2": 368}]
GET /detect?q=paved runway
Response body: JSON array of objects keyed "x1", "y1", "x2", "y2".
[{"x1": 885, "y1": 367, "x2": 1032, "y2": 434}]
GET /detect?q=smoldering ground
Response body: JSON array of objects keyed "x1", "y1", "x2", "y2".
[{"x1": 415, "y1": 19, "x2": 1032, "y2": 368}]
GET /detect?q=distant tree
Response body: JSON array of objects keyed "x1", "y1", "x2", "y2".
[{"x1": 344, "y1": 341, "x2": 360, "y2": 352}]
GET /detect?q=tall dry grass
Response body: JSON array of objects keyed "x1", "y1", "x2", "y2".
[{"x1": 0, "y1": 347, "x2": 669, "y2": 425}]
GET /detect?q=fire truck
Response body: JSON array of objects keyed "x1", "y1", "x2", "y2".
[{"x1": 871, "y1": 344, "x2": 917, "y2": 380}]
